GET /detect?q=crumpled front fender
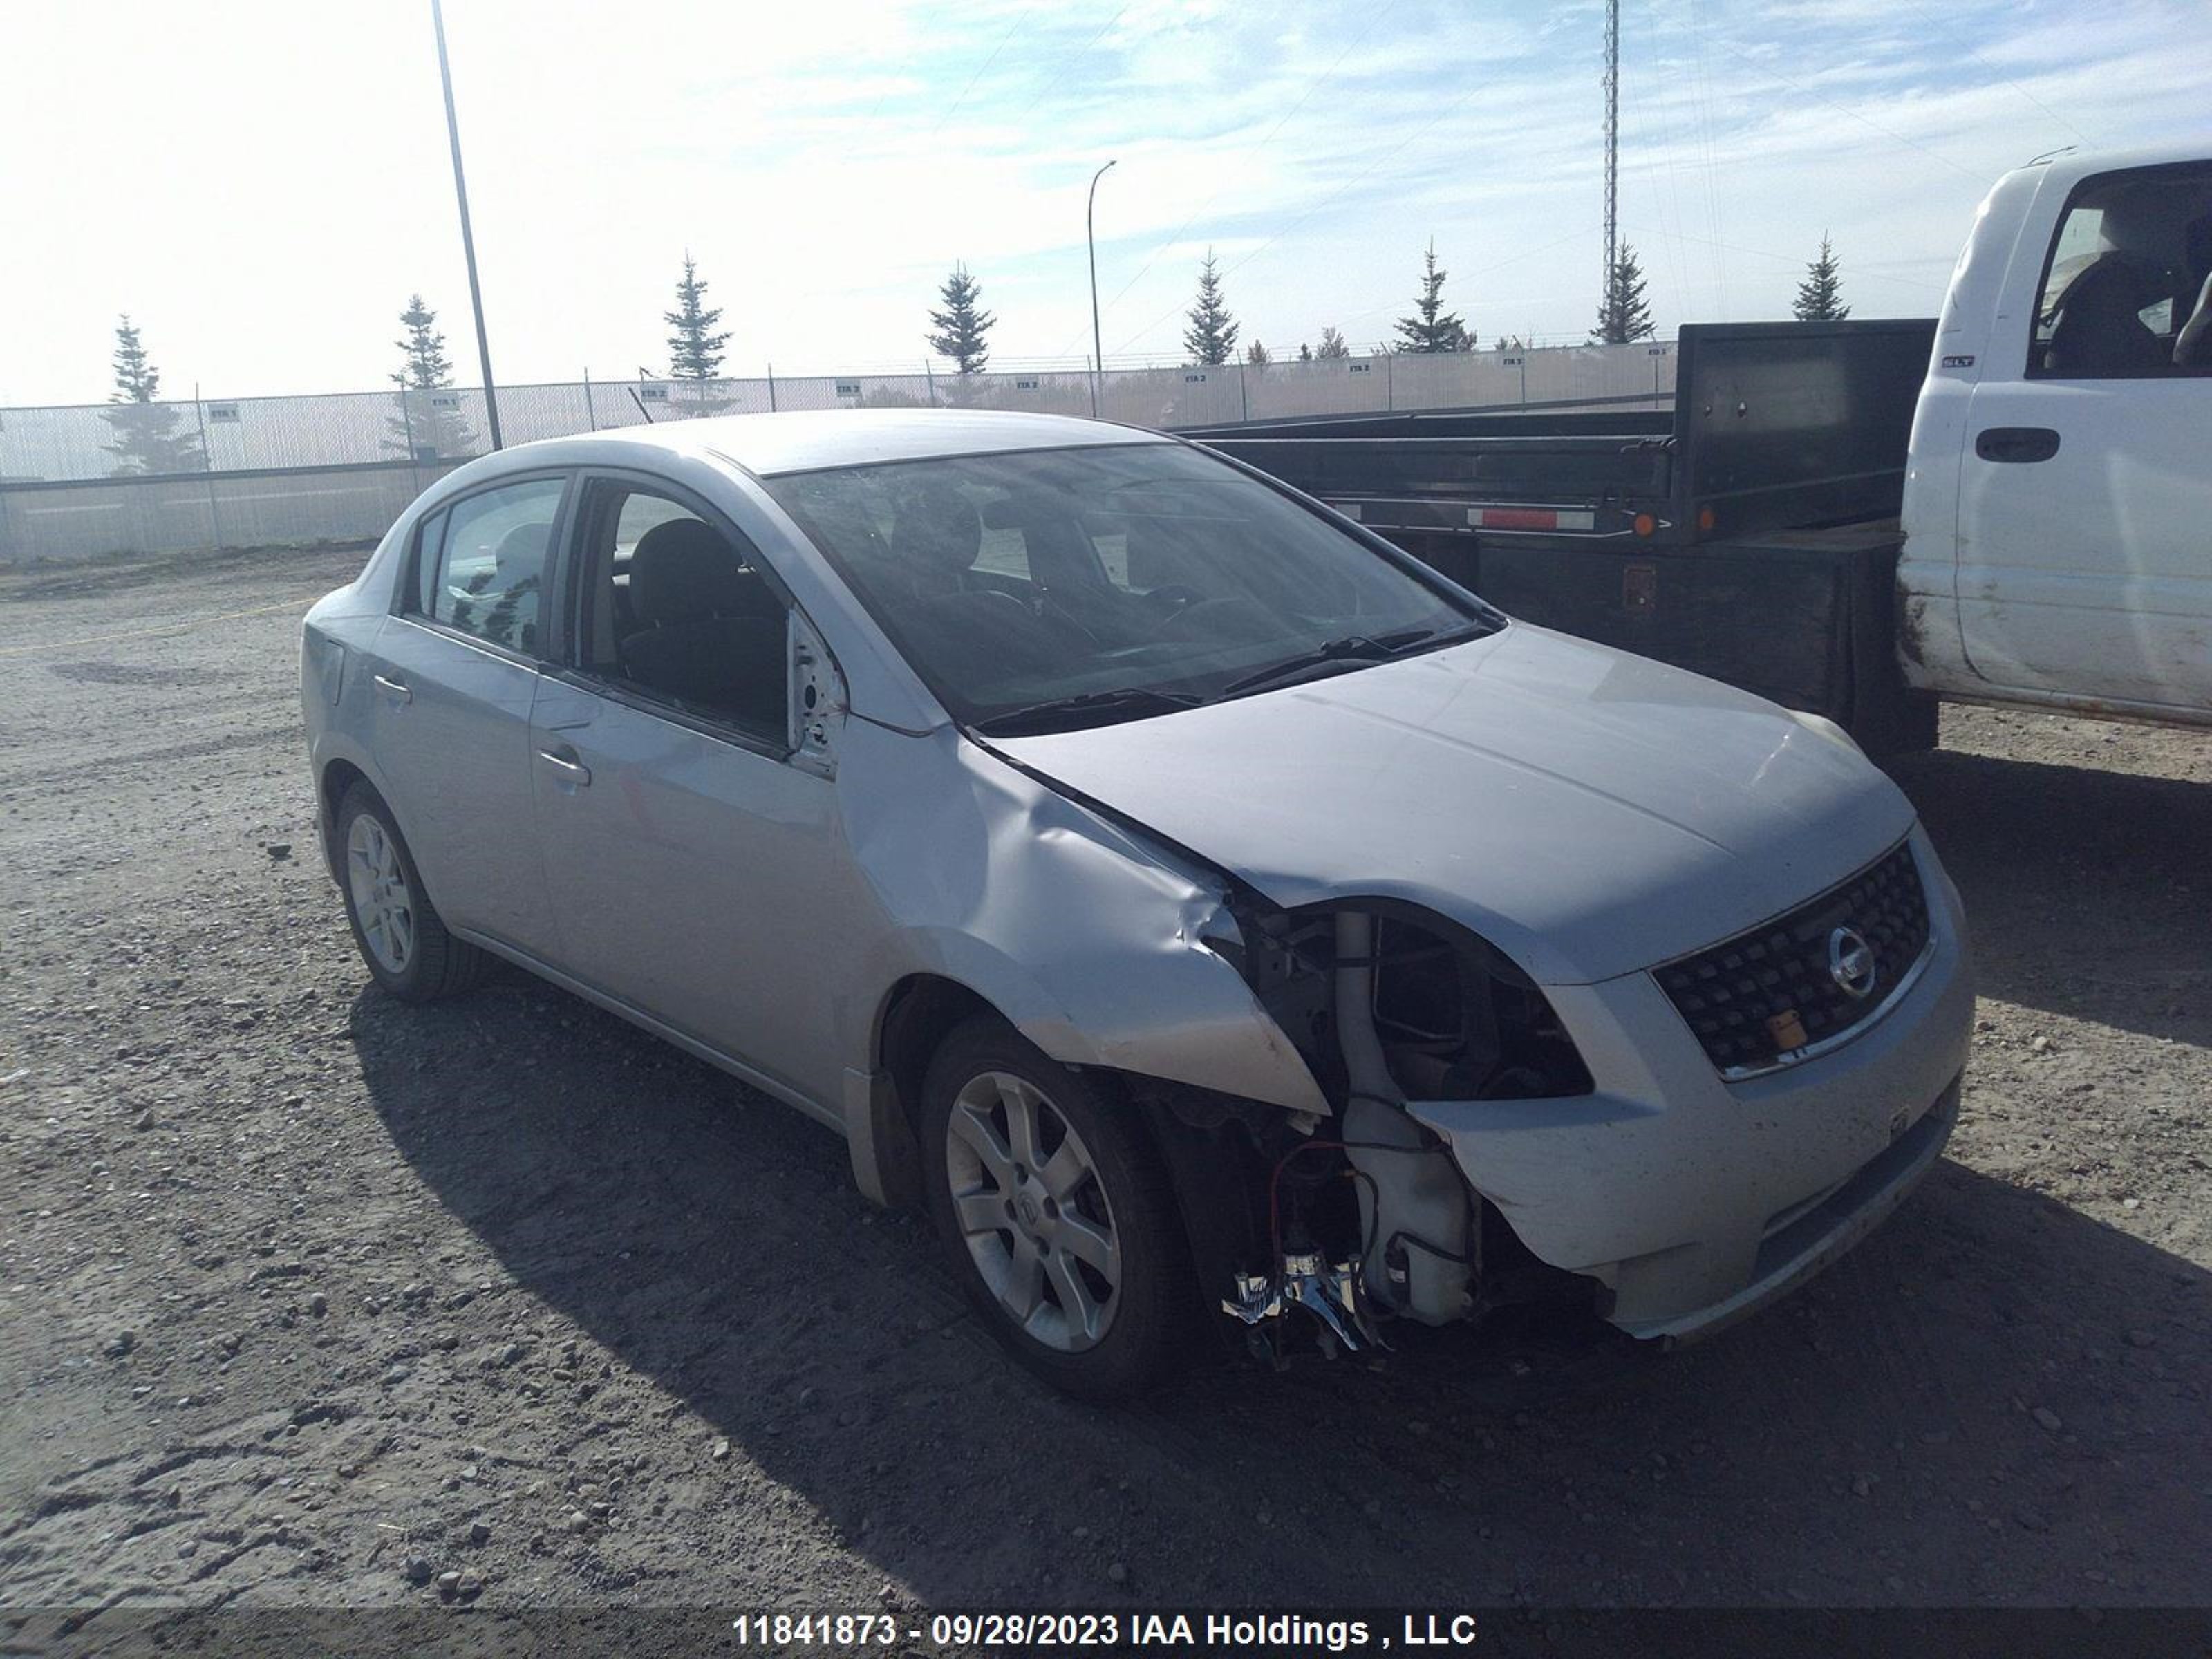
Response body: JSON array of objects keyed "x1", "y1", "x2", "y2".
[{"x1": 839, "y1": 721, "x2": 1329, "y2": 1116}]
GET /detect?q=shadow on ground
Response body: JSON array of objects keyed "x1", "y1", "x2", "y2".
[
  {"x1": 352, "y1": 962, "x2": 2211, "y2": 1605},
  {"x1": 1891, "y1": 747, "x2": 2211, "y2": 1047}
]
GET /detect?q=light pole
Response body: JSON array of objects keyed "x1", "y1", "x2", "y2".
[
  {"x1": 1087, "y1": 159, "x2": 1117, "y2": 417},
  {"x1": 431, "y1": 0, "x2": 503, "y2": 451}
]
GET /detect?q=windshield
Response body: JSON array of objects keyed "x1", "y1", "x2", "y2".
[{"x1": 762, "y1": 441, "x2": 1499, "y2": 730}]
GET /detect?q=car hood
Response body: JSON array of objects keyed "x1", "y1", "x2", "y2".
[{"x1": 989, "y1": 623, "x2": 1916, "y2": 986}]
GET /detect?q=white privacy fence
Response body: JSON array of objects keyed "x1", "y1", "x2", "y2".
[{"x1": 0, "y1": 341, "x2": 1676, "y2": 561}]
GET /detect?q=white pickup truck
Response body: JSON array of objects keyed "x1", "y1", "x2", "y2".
[
  {"x1": 1201, "y1": 139, "x2": 2212, "y2": 751},
  {"x1": 1900, "y1": 139, "x2": 2212, "y2": 729}
]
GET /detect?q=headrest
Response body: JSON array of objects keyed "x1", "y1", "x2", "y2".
[
  {"x1": 2099, "y1": 184, "x2": 2193, "y2": 271},
  {"x1": 629, "y1": 518, "x2": 751, "y2": 624},
  {"x1": 890, "y1": 482, "x2": 982, "y2": 574},
  {"x1": 494, "y1": 522, "x2": 549, "y2": 572}
]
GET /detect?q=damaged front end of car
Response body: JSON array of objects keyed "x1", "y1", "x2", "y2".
[{"x1": 1125, "y1": 892, "x2": 1604, "y2": 1367}]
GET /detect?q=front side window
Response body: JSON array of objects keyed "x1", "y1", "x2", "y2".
[
  {"x1": 762, "y1": 442, "x2": 1496, "y2": 731},
  {"x1": 411, "y1": 476, "x2": 565, "y2": 653},
  {"x1": 2030, "y1": 163, "x2": 2212, "y2": 378},
  {"x1": 573, "y1": 480, "x2": 789, "y2": 742}
]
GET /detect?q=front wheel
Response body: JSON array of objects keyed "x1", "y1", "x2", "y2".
[{"x1": 920, "y1": 1017, "x2": 1192, "y2": 1400}]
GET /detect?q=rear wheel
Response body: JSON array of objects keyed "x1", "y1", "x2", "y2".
[
  {"x1": 920, "y1": 1016, "x2": 1190, "y2": 1400},
  {"x1": 335, "y1": 782, "x2": 490, "y2": 1002}
]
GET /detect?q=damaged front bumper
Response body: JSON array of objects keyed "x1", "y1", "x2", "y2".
[{"x1": 1407, "y1": 830, "x2": 1974, "y2": 1342}]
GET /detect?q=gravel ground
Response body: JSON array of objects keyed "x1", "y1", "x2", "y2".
[{"x1": 1, "y1": 545, "x2": 2207, "y2": 1630}]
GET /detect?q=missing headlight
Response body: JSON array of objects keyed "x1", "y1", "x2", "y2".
[{"x1": 1228, "y1": 894, "x2": 1591, "y2": 1105}]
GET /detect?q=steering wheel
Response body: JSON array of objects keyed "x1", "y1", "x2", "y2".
[
  {"x1": 2177, "y1": 269, "x2": 2212, "y2": 366},
  {"x1": 1031, "y1": 592, "x2": 1103, "y2": 653},
  {"x1": 954, "y1": 583, "x2": 1103, "y2": 655},
  {"x1": 1154, "y1": 596, "x2": 1279, "y2": 644},
  {"x1": 1138, "y1": 584, "x2": 1206, "y2": 619}
]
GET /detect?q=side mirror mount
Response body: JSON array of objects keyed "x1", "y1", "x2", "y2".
[{"x1": 789, "y1": 610, "x2": 847, "y2": 780}]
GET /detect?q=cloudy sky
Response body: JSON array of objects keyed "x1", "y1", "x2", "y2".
[{"x1": 3, "y1": 0, "x2": 2206, "y2": 404}]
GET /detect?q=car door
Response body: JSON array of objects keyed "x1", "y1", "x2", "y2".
[
  {"x1": 1956, "y1": 159, "x2": 2212, "y2": 715},
  {"x1": 527, "y1": 470, "x2": 860, "y2": 1108},
  {"x1": 366, "y1": 471, "x2": 571, "y2": 956}
]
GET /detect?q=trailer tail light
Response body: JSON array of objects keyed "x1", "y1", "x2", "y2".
[
  {"x1": 1464, "y1": 506, "x2": 1595, "y2": 533},
  {"x1": 1633, "y1": 512, "x2": 1656, "y2": 537},
  {"x1": 1697, "y1": 504, "x2": 1717, "y2": 532}
]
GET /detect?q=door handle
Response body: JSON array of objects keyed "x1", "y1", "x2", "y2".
[
  {"x1": 372, "y1": 673, "x2": 412, "y2": 703},
  {"x1": 1974, "y1": 426, "x2": 2061, "y2": 464},
  {"x1": 536, "y1": 747, "x2": 592, "y2": 787}
]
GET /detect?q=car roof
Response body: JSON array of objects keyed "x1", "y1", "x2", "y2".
[{"x1": 500, "y1": 408, "x2": 1175, "y2": 479}]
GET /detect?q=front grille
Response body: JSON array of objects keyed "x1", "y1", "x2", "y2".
[{"x1": 1655, "y1": 840, "x2": 1931, "y2": 1077}]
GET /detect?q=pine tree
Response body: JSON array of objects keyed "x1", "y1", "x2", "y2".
[
  {"x1": 1394, "y1": 242, "x2": 1474, "y2": 353},
  {"x1": 384, "y1": 295, "x2": 478, "y2": 459},
  {"x1": 1182, "y1": 250, "x2": 1239, "y2": 367},
  {"x1": 100, "y1": 316, "x2": 205, "y2": 477},
  {"x1": 1794, "y1": 234, "x2": 1851, "y2": 321},
  {"x1": 1245, "y1": 339, "x2": 1271, "y2": 367},
  {"x1": 1593, "y1": 243, "x2": 1656, "y2": 344},
  {"x1": 1297, "y1": 341, "x2": 1313, "y2": 362},
  {"x1": 111, "y1": 316, "x2": 159, "y2": 402},
  {"x1": 926, "y1": 263, "x2": 995, "y2": 377},
  {"x1": 1315, "y1": 326, "x2": 1350, "y2": 360},
  {"x1": 393, "y1": 295, "x2": 453, "y2": 391},
  {"x1": 665, "y1": 255, "x2": 733, "y2": 415}
]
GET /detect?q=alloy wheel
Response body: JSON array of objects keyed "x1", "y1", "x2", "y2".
[
  {"x1": 346, "y1": 812, "x2": 416, "y2": 975},
  {"x1": 944, "y1": 1069, "x2": 1123, "y2": 1352}
]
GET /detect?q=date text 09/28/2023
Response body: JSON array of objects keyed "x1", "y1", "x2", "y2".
[{"x1": 728, "y1": 1611, "x2": 1483, "y2": 1650}]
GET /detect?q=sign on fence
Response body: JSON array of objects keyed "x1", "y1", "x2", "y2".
[{"x1": 207, "y1": 404, "x2": 241, "y2": 422}]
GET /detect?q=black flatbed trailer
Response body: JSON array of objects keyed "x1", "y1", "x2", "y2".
[{"x1": 1187, "y1": 319, "x2": 1942, "y2": 754}]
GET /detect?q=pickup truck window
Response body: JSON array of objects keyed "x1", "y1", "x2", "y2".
[{"x1": 2031, "y1": 163, "x2": 2212, "y2": 378}]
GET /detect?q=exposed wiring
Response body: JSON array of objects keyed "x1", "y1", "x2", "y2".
[
  {"x1": 1349, "y1": 1169, "x2": 1381, "y2": 1273},
  {"x1": 1386, "y1": 1228, "x2": 1477, "y2": 1268},
  {"x1": 1264, "y1": 1128, "x2": 1457, "y2": 1272}
]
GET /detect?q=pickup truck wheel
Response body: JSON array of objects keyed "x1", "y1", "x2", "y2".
[
  {"x1": 335, "y1": 782, "x2": 489, "y2": 1003},
  {"x1": 921, "y1": 1017, "x2": 1190, "y2": 1400}
]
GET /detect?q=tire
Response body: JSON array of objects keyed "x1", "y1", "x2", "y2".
[
  {"x1": 334, "y1": 781, "x2": 491, "y2": 1003},
  {"x1": 920, "y1": 1015, "x2": 1192, "y2": 1400}
]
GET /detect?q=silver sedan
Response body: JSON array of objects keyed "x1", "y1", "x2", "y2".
[{"x1": 301, "y1": 410, "x2": 1973, "y2": 1398}]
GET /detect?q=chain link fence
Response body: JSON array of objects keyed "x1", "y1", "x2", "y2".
[{"x1": 0, "y1": 342, "x2": 1676, "y2": 561}]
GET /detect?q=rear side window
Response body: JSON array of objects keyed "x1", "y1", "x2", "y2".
[
  {"x1": 411, "y1": 476, "x2": 567, "y2": 653},
  {"x1": 2030, "y1": 163, "x2": 2212, "y2": 379}
]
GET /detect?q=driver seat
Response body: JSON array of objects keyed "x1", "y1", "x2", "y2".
[
  {"x1": 620, "y1": 519, "x2": 785, "y2": 724},
  {"x1": 888, "y1": 484, "x2": 983, "y2": 599}
]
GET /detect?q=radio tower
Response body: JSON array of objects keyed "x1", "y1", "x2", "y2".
[{"x1": 1602, "y1": 0, "x2": 1620, "y2": 309}]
